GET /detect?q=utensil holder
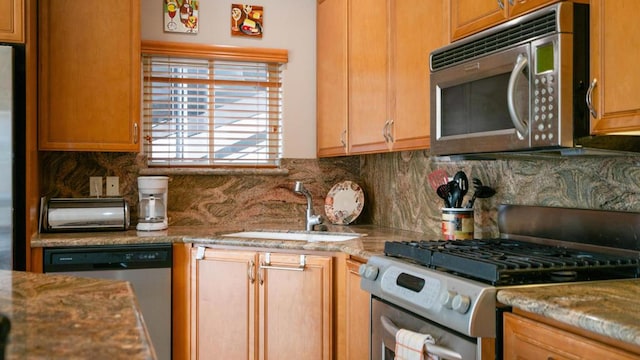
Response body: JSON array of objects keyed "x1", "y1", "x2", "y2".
[{"x1": 441, "y1": 208, "x2": 474, "y2": 240}]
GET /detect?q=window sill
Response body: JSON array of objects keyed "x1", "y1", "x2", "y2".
[{"x1": 139, "y1": 167, "x2": 290, "y2": 176}]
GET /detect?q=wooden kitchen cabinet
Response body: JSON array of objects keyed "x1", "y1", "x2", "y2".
[
  {"x1": 190, "y1": 247, "x2": 333, "y2": 360},
  {"x1": 588, "y1": 0, "x2": 640, "y2": 134},
  {"x1": 316, "y1": 0, "x2": 348, "y2": 157},
  {"x1": 344, "y1": 258, "x2": 369, "y2": 360},
  {"x1": 504, "y1": 312, "x2": 640, "y2": 359},
  {"x1": 450, "y1": 0, "x2": 557, "y2": 41},
  {"x1": 0, "y1": 0, "x2": 23, "y2": 43},
  {"x1": 317, "y1": 0, "x2": 447, "y2": 156},
  {"x1": 38, "y1": 0, "x2": 141, "y2": 151},
  {"x1": 348, "y1": 0, "x2": 448, "y2": 154}
]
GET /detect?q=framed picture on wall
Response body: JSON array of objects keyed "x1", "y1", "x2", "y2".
[
  {"x1": 164, "y1": 0, "x2": 199, "y2": 33},
  {"x1": 231, "y1": 4, "x2": 263, "y2": 38}
]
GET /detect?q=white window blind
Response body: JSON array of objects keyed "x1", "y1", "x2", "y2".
[{"x1": 141, "y1": 45, "x2": 286, "y2": 168}]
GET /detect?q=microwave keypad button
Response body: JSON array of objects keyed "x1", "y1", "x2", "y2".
[
  {"x1": 549, "y1": 133, "x2": 554, "y2": 140},
  {"x1": 541, "y1": 77, "x2": 547, "y2": 84},
  {"x1": 538, "y1": 124, "x2": 545, "y2": 132},
  {"x1": 541, "y1": 88, "x2": 547, "y2": 95}
]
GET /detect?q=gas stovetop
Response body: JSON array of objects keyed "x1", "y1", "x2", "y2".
[{"x1": 384, "y1": 239, "x2": 640, "y2": 285}]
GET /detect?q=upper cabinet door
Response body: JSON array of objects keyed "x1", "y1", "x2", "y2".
[
  {"x1": 38, "y1": 0, "x2": 141, "y2": 151},
  {"x1": 450, "y1": 0, "x2": 507, "y2": 40},
  {"x1": 389, "y1": 0, "x2": 448, "y2": 152},
  {"x1": 451, "y1": 0, "x2": 557, "y2": 41},
  {"x1": 317, "y1": 0, "x2": 349, "y2": 157},
  {"x1": 589, "y1": 0, "x2": 640, "y2": 134},
  {"x1": 347, "y1": 0, "x2": 390, "y2": 154},
  {"x1": 0, "y1": 0, "x2": 23, "y2": 43}
]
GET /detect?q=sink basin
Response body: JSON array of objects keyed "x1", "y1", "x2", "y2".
[{"x1": 222, "y1": 231, "x2": 361, "y2": 242}]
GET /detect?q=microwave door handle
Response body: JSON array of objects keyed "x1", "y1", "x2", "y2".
[
  {"x1": 507, "y1": 53, "x2": 529, "y2": 139},
  {"x1": 380, "y1": 316, "x2": 463, "y2": 360}
]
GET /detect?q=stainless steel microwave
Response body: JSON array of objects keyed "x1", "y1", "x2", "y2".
[{"x1": 430, "y1": 2, "x2": 590, "y2": 156}]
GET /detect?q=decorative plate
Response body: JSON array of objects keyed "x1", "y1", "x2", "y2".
[{"x1": 324, "y1": 181, "x2": 365, "y2": 225}]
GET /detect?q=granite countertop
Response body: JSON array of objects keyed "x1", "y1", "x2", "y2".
[
  {"x1": 32, "y1": 226, "x2": 640, "y2": 351},
  {"x1": 0, "y1": 270, "x2": 155, "y2": 359},
  {"x1": 497, "y1": 279, "x2": 640, "y2": 349},
  {"x1": 32, "y1": 224, "x2": 428, "y2": 259}
]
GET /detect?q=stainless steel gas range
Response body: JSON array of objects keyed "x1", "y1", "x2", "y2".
[{"x1": 360, "y1": 205, "x2": 640, "y2": 360}]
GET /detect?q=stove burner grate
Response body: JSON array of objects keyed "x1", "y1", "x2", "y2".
[{"x1": 384, "y1": 239, "x2": 640, "y2": 285}]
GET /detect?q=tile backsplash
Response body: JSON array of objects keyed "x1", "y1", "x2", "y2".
[{"x1": 41, "y1": 151, "x2": 640, "y2": 238}]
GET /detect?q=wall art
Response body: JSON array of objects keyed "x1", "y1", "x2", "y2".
[
  {"x1": 164, "y1": 0, "x2": 199, "y2": 33},
  {"x1": 231, "y1": 4, "x2": 263, "y2": 38}
]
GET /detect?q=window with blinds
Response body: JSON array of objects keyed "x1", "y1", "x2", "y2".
[{"x1": 141, "y1": 44, "x2": 287, "y2": 167}]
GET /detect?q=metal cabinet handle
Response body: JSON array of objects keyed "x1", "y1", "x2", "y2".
[
  {"x1": 340, "y1": 129, "x2": 347, "y2": 148},
  {"x1": 387, "y1": 119, "x2": 394, "y2": 143},
  {"x1": 248, "y1": 260, "x2": 255, "y2": 284},
  {"x1": 508, "y1": 0, "x2": 514, "y2": 6},
  {"x1": 497, "y1": 0, "x2": 504, "y2": 10},
  {"x1": 382, "y1": 121, "x2": 390, "y2": 142},
  {"x1": 259, "y1": 253, "x2": 306, "y2": 272},
  {"x1": 586, "y1": 78, "x2": 598, "y2": 119},
  {"x1": 133, "y1": 123, "x2": 139, "y2": 144},
  {"x1": 380, "y1": 316, "x2": 463, "y2": 360}
]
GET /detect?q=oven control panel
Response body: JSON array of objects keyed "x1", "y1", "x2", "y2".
[{"x1": 360, "y1": 255, "x2": 497, "y2": 338}]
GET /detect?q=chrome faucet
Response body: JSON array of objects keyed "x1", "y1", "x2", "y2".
[{"x1": 294, "y1": 181, "x2": 323, "y2": 231}]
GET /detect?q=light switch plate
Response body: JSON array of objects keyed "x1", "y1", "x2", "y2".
[
  {"x1": 90, "y1": 177, "x2": 103, "y2": 197},
  {"x1": 106, "y1": 176, "x2": 120, "y2": 196}
]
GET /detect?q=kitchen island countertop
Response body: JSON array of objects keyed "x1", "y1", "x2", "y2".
[
  {"x1": 0, "y1": 270, "x2": 155, "y2": 359},
  {"x1": 497, "y1": 279, "x2": 640, "y2": 350}
]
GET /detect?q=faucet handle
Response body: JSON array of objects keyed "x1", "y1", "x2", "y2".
[
  {"x1": 309, "y1": 214, "x2": 323, "y2": 227},
  {"x1": 294, "y1": 181, "x2": 305, "y2": 193}
]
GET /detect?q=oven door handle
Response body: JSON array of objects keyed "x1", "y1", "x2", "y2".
[{"x1": 380, "y1": 316, "x2": 463, "y2": 360}]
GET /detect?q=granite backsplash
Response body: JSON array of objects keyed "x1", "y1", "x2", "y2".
[{"x1": 41, "y1": 151, "x2": 640, "y2": 239}]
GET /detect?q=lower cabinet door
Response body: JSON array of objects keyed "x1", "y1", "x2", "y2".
[
  {"x1": 192, "y1": 248, "x2": 258, "y2": 360},
  {"x1": 258, "y1": 252, "x2": 333, "y2": 360}
]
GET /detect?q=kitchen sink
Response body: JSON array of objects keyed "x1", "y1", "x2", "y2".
[{"x1": 221, "y1": 231, "x2": 362, "y2": 242}]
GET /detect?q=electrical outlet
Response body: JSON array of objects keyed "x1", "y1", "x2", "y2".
[
  {"x1": 106, "y1": 176, "x2": 120, "y2": 196},
  {"x1": 90, "y1": 177, "x2": 103, "y2": 197}
]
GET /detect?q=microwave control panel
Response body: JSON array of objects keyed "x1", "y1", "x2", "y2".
[{"x1": 531, "y1": 42, "x2": 559, "y2": 146}]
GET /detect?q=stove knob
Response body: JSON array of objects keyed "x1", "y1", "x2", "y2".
[
  {"x1": 439, "y1": 290, "x2": 457, "y2": 309},
  {"x1": 358, "y1": 264, "x2": 379, "y2": 280},
  {"x1": 452, "y1": 294, "x2": 471, "y2": 314}
]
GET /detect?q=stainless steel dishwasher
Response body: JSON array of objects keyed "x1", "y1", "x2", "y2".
[{"x1": 43, "y1": 244, "x2": 172, "y2": 360}]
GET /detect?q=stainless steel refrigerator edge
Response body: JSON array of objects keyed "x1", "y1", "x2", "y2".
[{"x1": 0, "y1": 44, "x2": 26, "y2": 271}]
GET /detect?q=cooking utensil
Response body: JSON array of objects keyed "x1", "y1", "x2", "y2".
[
  {"x1": 447, "y1": 180, "x2": 460, "y2": 209},
  {"x1": 428, "y1": 169, "x2": 449, "y2": 191},
  {"x1": 436, "y1": 183, "x2": 451, "y2": 208},
  {"x1": 452, "y1": 171, "x2": 468, "y2": 208},
  {"x1": 466, "y1": 178, "x2": 496, "y2": 208}
]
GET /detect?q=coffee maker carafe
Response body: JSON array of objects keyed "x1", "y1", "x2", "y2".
[{"x1": 137, "y1": 176, "x2": 168, "y2": 231}]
